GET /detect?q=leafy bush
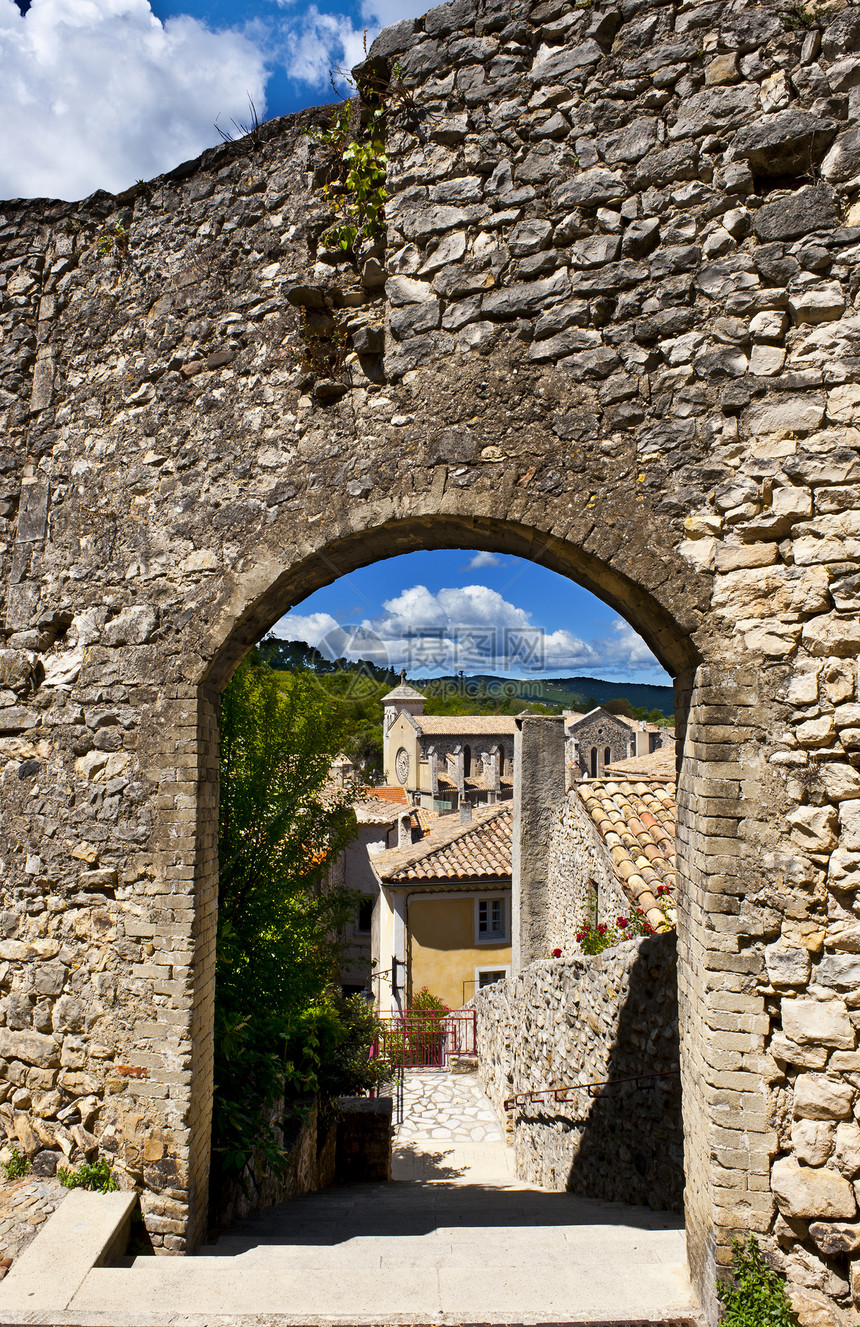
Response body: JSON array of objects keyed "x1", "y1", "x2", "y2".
[
  {"x1": 58, "y1": 1158, "x2": 118, "y2": 1193},
  {"x1": 214, "y1": 654, "x2": 383, "y2": 1190},
  {"x1": 2, "y1": 1147, "x2": 31, "y2": 1180},
  {"x1": 717, "y1": 1234, "x2": 798, "y2": 1327}
]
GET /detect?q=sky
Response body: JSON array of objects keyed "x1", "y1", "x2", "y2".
[{"x1": 273, "y1": 551, "x2": 672, "y2": 685}]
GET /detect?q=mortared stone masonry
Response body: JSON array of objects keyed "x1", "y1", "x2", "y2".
[{"x1": 4, "y1": 0, "x2": 860, "y2": 1321}]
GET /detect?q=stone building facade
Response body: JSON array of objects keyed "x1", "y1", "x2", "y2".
[
  {"x1": 384, "y1": 692, "x2": 516, "y2": 810},
  {"x1": 565, "y1": 705, "x2": 636, "y2": 776},
  {"x1": 3, "y1": 0, "x2": 860, "y2": 1320}
]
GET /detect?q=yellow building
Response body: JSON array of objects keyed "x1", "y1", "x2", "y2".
[{"x1": 371, "y1": 804, "x2": 512, "y2": 1013}]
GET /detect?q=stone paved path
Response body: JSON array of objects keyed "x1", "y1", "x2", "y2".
[
  {"x1": 397, "y1": 1069, "x2": 505, "y2": 1145},
  {"x1": 55, "y1": 1069, "x2": 696, "y2": 1324},
  {"x1": 0, "y1": 1175, "x2": 66, "y2": 1276}
]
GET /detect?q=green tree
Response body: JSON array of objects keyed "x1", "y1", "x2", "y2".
[{"x1": 213, "y1": 653, "x2": 361, "y2": 1186}]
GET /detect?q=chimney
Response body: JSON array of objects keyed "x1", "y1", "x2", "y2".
[
  {"x1": 512, "y1": 714, "x2": 565, "y2": 974},
  {"x1": 459, "y1": 802, "x2": 473, "y2": 824}
]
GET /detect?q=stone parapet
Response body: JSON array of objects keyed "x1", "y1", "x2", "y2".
[{"x1": 475, "y1": 935, "x2": 683, "y2": 1211}]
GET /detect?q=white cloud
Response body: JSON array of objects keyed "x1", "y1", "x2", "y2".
[
  {"x1": 274, "y1": 584, "x2": 666, "y2": 680},
  {"x1": 279, "y1": 4, "x2": 367, "y2": 87},
  {"x1": 0, "y1": 0, "x2": 267, "y2": 201},
  {"x1": 464, "y1": 551, "x2": 500, "y2": 570}
]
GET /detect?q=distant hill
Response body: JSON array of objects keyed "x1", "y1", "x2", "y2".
[
  {"x1": 424, "y1": 674, "x2": 674, "y2": 719},
  {"x1": 260, "y1": 637, "x2": 675, "y2": 721}
]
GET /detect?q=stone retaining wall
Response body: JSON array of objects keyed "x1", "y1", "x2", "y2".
[{"x1": 475, "y1": 934, "x2": 683, "y2": 1212}]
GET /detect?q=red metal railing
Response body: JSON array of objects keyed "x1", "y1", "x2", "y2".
[{"x1": 372, "y1": 1009, "x2": 477, "y2": 1069}]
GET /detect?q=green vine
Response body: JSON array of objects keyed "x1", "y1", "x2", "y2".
[
  {"x1": 780, "y1": 3, "x2": 818, "y2": 31},
  {"x1": 97, "y1": 221, "x2": 129, "y2": 259},
  {"x1": 58, "y1": 1157, "x2": 119, "y2": 1193},
  {"x1": 309, "y1": 99, "x2": 387, "y2": 254},
  {"x1": 2, "y1": 1147, "x2": 31, "y2": 1180},
  {"x1": 306, "y1": 61, "x2": 415, "y2": 257}
]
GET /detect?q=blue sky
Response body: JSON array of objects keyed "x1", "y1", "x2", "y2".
[{"x1": 274, "y1": 551, "x2": 671, "y2": 684}]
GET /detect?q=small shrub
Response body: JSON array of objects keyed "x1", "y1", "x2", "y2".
[
  {"x1": 97, "y1": 221, "x2": 128, "y2": 259},
  {"x1": 717, "y1": 1234, "x2": 798, "y2": 1327},
  {"x1": 58, "y1": 1157, "x2": 118, "y2": 1193},
  {"x1": 780, "y1": 3, "x2": 817, "y2": 30},
  {"x1": 2, "y1": 1148, "x2": 31, "y2": 1180}
]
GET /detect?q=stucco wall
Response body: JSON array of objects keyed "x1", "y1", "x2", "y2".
[{"x1": 409, "y1": 891, "x2": 511, "y2": 1007}]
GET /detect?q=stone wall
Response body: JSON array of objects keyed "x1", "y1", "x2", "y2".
[
  {"x1": 567, "y1": 711, "x2": 632, "y2": 777},
  {"x1": 212, "y1": 1098, "x2": 337, "y2": 1230},
  {"x1": 544, "y1": 788, "x2": 630, "y2": 951},
  {"x1": 4, "y1": 0, "x2": 860, "y2": 1318},
  {"x1": 475, "y1": 935, "x2": 683, "y2": 1211}
]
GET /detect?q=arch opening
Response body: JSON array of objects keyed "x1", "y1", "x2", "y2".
[{"x1": 195, "y1": 520, "x2": 698, "y2": 1295}]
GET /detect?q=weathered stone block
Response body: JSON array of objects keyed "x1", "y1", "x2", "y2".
[
  {"x1": 782, "y1": 999, "x2": 854, "y2": 1049},
  {"x1": 772, "y1": 1158, "x2": 857, "y2": 1220},
  {"x1": 794, "y1": 1075, "x2": 855, "y2": 1122},
  {"x1": 0, "y1": 1030, "x2": 60, "y2": 1069}
]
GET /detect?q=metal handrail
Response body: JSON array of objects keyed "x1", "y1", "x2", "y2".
[{"x1": 503, "y1": 1069, "x2": 680, "y2": 1111}]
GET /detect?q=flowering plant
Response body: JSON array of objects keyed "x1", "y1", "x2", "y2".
[
  {"x1": 551, "y1": 947, "x2": 562, "y2": 958},
  {"x1": 575, "y1": 907, "x2": 662, "y2": 955}
]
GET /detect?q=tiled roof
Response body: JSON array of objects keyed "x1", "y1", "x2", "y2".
[
  {"x1": 414, "y1": 715, "x2": 518, "y2": 736},
  {"x1": 359, "y1": 785, "x2": 409, "y2": 806},
  {"x1": 383, "y1": 683, "x2": 426, "y2": 702},
  {"x1": 373, "y1": 804, "x2": 512, "y2": 884},
  {"x1": 412, "y1": 807, "x2": 438, "y2": 833},
  {"x1": 352, "y1": 786, "x2": 409, "y2": 825},
  {"x1": 575, "y1": 777, "x2": 676, "y2": 928},
  {"x1": 604, "y1": 747, "x2": 676, "y2": 779}
]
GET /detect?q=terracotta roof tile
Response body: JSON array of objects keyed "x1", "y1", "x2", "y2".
[
  {"x1": 373, "y1": 804, "x2": 512, "y2": 884},
  {"x1": 359, "y1": 785, "x2": 409, "y2": 806},
  {"x1": 575, "y1": 775, "x2": 676, "y2": 928}
]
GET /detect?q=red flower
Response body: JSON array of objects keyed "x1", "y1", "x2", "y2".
[
  {"x1": 552, "y1": 947, "x2": 562, "y2": 958},
  {"x1": 617, "y1": 917, "x2": 628, "y2": 929},
  {"x1": 597, "y1": 923, "x2": 607, "y2": 933}
]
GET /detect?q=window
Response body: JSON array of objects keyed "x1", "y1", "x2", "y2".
[
  {"x1": 478, "y1": 970, "x2": 506, "y2": 989},
  {"x1": 604, "y1": 746, "x2": 611, "y2": 769},
  {"x1": 463, "y1": 744, "x2": 472, "y2": 777},
  {"x1": 356, "y1": 898, "x2": 374, "y2": 933},
  {"x1": 496, "y1": 743, "x2": 505, "y2": 777},
  {"x1": 590, "y1": 746, "x2": 597, "y2": 778},
  {"x1": 476, "y1": 896, "x2": 507, "y2": 942}
]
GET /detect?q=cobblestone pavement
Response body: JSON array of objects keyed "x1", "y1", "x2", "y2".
[
  {"x1": 0, "y1": 1176, "x2": 67, "y2": 1276},
  {"x1": 396, "y1": 1069, "x2": 506, "y2": 1145}
]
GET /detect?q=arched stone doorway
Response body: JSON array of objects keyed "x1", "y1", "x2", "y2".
[{"x1": 184, "y1": 503, "x2": 747, "y2": 1317}]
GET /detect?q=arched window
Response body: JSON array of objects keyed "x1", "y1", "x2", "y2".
[
  {"x1": 590, "y1": 747, "x2": 597, "y2": 778},
  {"x1": 604, "y1": 746, "x2": 611, "y2": 771},
  {"x1": 463, "y1": 744, "x2": 472, "y2": 777},
  {"x1": 496, "y1": 744, "x2": 505, "y2": 777}
]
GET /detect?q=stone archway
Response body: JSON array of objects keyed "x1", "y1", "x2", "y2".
[{"x1": 4, "y1": 0, "x2": 860, "y2": 1320}]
